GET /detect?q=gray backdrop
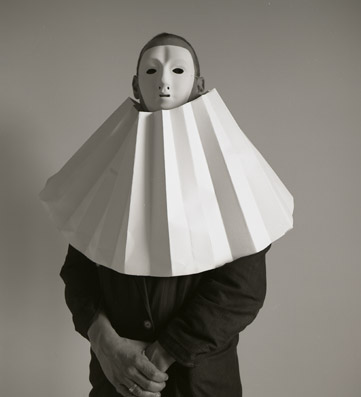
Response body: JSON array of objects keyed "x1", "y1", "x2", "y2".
[{"x1": 1, "y1": 1, "x2": 360, "y2": 396}]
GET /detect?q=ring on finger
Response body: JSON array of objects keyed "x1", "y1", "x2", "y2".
[{"x1": 128, "y1": 383, "x2": 138, "y2": 394}]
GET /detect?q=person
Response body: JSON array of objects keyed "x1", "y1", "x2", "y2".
[{"x1": 60, "y1": 33, "x2": 271, "y2": 397}]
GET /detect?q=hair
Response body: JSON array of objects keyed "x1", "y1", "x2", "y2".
[{"x1": 136, "y1": 32, "x2": 201, "y2": 77}]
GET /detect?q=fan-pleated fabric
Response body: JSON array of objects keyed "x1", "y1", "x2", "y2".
[{"x1": 40, "y1": 89, "x2": 293, "y2": 276}]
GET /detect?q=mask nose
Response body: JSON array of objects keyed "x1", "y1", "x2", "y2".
[
  {"x1": 158, "y1": 84, "x2": 170, "y2": 94},
  {"x1": 158, "y1": 70, "x2": 171, "y2": 94}
]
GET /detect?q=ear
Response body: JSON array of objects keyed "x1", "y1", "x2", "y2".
[
  {"x1": 195, "y1": 76, "x2": 205, "y2": 94},
  {"x1": 132, "y1": 75, "x2": 140, "y2": 99}
]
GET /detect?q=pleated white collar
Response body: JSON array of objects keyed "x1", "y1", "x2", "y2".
[{"x1": 40, "y1": 89, "x2": 293, "y2": 276}]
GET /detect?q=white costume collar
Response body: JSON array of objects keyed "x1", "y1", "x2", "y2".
[{"x1": 40, "y1": 89, "x2": 293, "y2": 276}]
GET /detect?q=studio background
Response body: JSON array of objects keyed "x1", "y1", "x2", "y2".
[{"x1": 1, "y1": 1, "x2": 360, "y2": 396}]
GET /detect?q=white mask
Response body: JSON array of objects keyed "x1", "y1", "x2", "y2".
[{"x1": 137, "y1": 45, "x2": 196, "y2": 112}]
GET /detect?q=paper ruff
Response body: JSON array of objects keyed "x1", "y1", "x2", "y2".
[{"x1": 39, "y1": 89, "x2": 293, "y2": 276}]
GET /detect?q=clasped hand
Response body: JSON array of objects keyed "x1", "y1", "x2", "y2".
[{"x1": 88, "y1": 312, "x2": 172, "y2": 396}]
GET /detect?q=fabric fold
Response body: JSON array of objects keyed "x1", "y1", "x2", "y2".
[{"x1": 40, "y1": 89, "x2": 293, "y2": 276}]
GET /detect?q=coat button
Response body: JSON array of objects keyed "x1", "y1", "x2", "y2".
[{"x1": 143, "y1": 320, "x2": 152, "y2": 330}]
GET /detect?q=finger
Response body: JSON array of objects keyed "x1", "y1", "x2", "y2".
[
  {"x1": 121, "y1": 380, "x2": 161, "y2": 397},
  {"x1": 132, "y1": 369, "x2": 166, "y2": 393},
  {"x1": 136, "y1": 357, "x2": 168, "y2": 383},
  {"x1": 114, "y1": 383, "x2": 133, "y2": 397}
]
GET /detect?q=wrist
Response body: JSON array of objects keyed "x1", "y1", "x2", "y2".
[
  {"x1": 146, "y1": 341, "x2": 175, "y2": 371},
  {"x1": 157, "y1": 342, "x2": 175, "y2": 366},
  {"x1": 88, "y1": 311, "x2": 123, "y2": 356}
]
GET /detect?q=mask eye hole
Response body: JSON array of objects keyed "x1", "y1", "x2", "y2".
[
  {"x1": 173, "y1": 68, "x2": 184, "y2": 74},
  {"x1": 146, "y1": 68, "x2": 157, "y2": 74}
]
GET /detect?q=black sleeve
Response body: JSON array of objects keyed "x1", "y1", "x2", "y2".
[
  {"x1": 157, "y1": 245, "x2": 271, "y2": 367},
  {"x1": 60, "y1": 245, "x2": 103, "y2": 339}
]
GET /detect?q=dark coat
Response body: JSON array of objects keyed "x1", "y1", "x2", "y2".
[{"x1": 60, "y1": 244, "x2": 270, "y2": 396}]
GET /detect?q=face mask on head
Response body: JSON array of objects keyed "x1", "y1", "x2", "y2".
[{"x1": 137, "y1": 45, "x2": 196, "y2": 112}]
